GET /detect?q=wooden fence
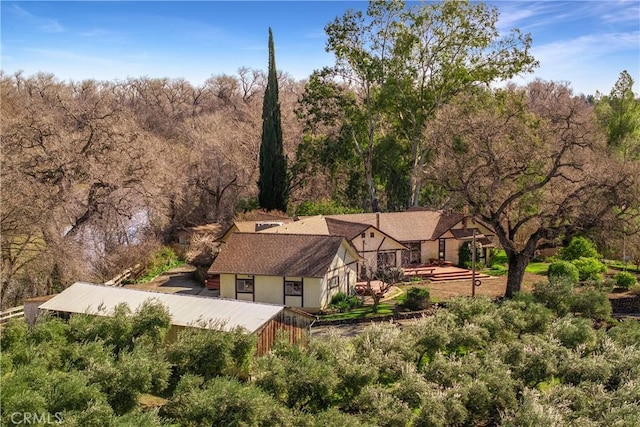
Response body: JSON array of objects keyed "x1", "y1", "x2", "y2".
[{"x1": 0, "y1": 305, "x2": 25, "y2": 325}]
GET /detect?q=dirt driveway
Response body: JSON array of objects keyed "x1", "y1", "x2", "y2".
[{"x1": 420, "y1": 272, "x2": 542, "y2": 301}]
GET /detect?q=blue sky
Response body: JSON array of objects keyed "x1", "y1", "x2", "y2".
[{"x1": 1, "y1": 1, "x2": 638, "y2": 95}]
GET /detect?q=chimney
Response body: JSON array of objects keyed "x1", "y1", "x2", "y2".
[
  {"x1": 376, "y1": 212, "x2": 380, "y2": 229},
  {"x1": 462, "y1": 205, "x2": 469, "y2": 229}
]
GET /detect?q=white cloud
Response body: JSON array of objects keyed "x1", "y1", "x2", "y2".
[{"x1": 8, "y1": 4, "x2": 65, "y2": 33}]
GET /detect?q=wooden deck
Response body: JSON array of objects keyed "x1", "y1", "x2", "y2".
[{"x1": 403, "y1": 266, "x2": 492, "y2": 282}]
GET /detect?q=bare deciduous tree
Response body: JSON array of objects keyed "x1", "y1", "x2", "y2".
[{"x1": 425, "y1": 81, "x2": 640, "y2": 297}]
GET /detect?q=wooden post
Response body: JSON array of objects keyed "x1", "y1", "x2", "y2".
[{"x1": 471, "y1": 229, "x2": 477, "y2": 297}]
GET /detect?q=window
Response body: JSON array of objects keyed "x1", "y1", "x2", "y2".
[
  {"x1": 236, "y1": 277, "x2": 254, "y2": 293},
  {"x1": 402, "y1": 242, "x2": 421, "y2": 266},
  {"x1": 370, "y1": 231, "x2": 375, "y2": 238},
  {"x1": 285, "y1": 280, "x2": 303, "y2": 296},
  {"x1": 361, "y1": 232, "x2": 366, "y2": 238},
  {"x1": 328, "y1": 276, "x2": 339, "y2": 289},
  {"x1": 377, "y1": 251, "x2": 396, "y2": 268}
]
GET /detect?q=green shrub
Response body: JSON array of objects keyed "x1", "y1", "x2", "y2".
[
  {"x1": 558, "y1": 236, "x2": 600, "y2": 261},
  {"x1": 329, "y1": 292, "x2": 361, "y2": 312},
  {"x1": 548, "y1": 260, "x2": 579, "y2": 284},
  {"x1": 532, "y1": 279, "x2": 574, "y2": 316},
  {"x1": 458, "y1": 241, "x2": 483, "y2": 269},
  {"x1": 571, "y1": 257, "x2": 607, "y2": 281},
  {"x1": 295, "y1": 199, "x2": 364, "y2": 216},
  {"x1": 165, "y1": 376, "x2": 291, "y2": 426},
  {"x1": 135, "y1": 246, "x2": 183, "y2": 283},
  {"x1": 614, "y1": 271, "x2": 638, "y2": 290},
  {"x1": 552, "y1": 317, "x2": 597, "y2": 350},
  {"x1": 167, "y1": 327, "x2": 256, "y2": 383},
  {"x1": 404, "y1": 287, "x2": 430, "y2": 311},
  {"x1": 569, "y1": 288, "x2": 611, "y2": 319}
]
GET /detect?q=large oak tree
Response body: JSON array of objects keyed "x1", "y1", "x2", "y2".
[{"x1": 425, "y1": 81, "x2": 640, "y2": 297}]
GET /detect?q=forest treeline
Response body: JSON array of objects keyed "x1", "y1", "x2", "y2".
[{"x1": 2, "y1": 0, "x2": 639, "y2": 306}]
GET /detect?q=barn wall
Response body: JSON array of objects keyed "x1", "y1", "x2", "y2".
[{"x1": 255, "y1": 310, "x2": 313, "y2": 355}]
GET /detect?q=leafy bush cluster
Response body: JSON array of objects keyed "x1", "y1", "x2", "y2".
[
  {"x1": 329, "y1": 292, "x2": 363, "y2": 312},
  {"x1": 614, "y1": 271, "x2": 638, "y2": 290},
  {"x1": 555, "y1": 237, "x2": 608, "y2": 282},
  {"x1": 294, "y1": 199, "x2": 364, "y2": 216},
  {"x1": 403, "y1": 287, "x2": 431, "y2": 311},
  {"x1": 3, "y1": 284, "x2": 640, "y2": 426},
  {"x1": 548, "y1": 260, "x2": 580, "y2": 284},
  {"x1": 134, "y1": 246, "x2": 184, "y2": 284}
]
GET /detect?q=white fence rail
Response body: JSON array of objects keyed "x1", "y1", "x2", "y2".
[{"x1": 0, "y1": 305, "x2": 25, "y2": 324}]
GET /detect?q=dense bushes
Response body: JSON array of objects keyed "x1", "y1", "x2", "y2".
[
  {"x1": 532, "y1": 279, "x2": 612, "y2": 319},
  {"x1": 403, "y1": 287, "x2": 431, "y2": 311},
  {"x1": 548, "y1": 260, "x2": 580, "y2": 284},
  {"x1": 571, "y1": 257, "x2": 607, "y2": 281},
  {"x1": 3, "y1": 286, "x2": 639, "y2": 426},
  {"x1": 558, "y1": 237, "x2": 601, "y2": 261},
  {"x1": 614, "y1": 271, "x2": 638, "y2": 289},
  {"x1": 329, "y1": 292, "x2": 362, "y2": 312}
]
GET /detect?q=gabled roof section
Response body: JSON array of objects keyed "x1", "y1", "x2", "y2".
[
  {"x1": 431, "y1": 213, "x2": 466, "y2": 239},
  {"x1": 38, "y1": 282, "x2": 291, "y2": 333},
  {"x1": 209, "y1": 233, "x2": 359, "y2": 277},
  {"x1": 325, "y1": 217, "x2": 371, "y2": 240},
  {"x1": 324, "y1": 211, "x2": 444, "y2": 242}
]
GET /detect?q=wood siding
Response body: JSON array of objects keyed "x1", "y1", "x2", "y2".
[{"x1": 255, "y1": 309, "x2": 313, "y2": 355}]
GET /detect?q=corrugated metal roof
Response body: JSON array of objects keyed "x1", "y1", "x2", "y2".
[{"x1": 39, "y1": 282, "x2": 287, "y2": 333}]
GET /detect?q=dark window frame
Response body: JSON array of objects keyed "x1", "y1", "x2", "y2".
[
  {"x1": 328, "y1": 275, "x2": 339, "y2": 289},
  {"x1": 236, "y1": 276, "x2": 255, "y2": 293},
  {"x1": 285, "y1": 280, "x2": 303, "y2": 296}
]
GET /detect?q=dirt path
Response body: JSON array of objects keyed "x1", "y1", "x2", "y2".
[{"x1": 421, "y1": 272, "x2": 542, "y2": 301}]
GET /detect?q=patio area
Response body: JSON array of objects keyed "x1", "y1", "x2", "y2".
[{"x1": 403, "y1": 265, "x2": 493, "y2": 282}]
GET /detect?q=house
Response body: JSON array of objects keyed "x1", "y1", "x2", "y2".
[
  {"x1": 37, "y1": 282, "x2": 314, "y2": 355},
  {"x1": 259, "y1": 215, "x2": 407, "y2": 278},
  {"x1": 325, "y1": 210, "x2": 496, "y2": 266},
  {"x1": 207, "y1": 232, "x2": 361, "y2": 311}
]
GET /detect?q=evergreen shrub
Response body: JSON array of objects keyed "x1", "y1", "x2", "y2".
[
  {"x1": 548, "y1": 260, "x2": 579, "y2": 284},
  {"x1": 571, "y1": 257, "x2": 607, "y2": 281},
  {"x1": 614, "y1": 271, "x2": 637, "y2": 290},
  {"x1": 558, "y1": 237, "x2": 600, "y2": 261},
  {"x1": 403, "y1": 287, "x2": 430, "y2": 311}
]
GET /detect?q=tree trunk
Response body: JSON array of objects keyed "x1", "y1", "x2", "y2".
[
  {"x1": 364, "y1": 148, "x2": 380, "y2": 212},
  {"x1": 407, "y1": 138, "x2": 422, "y2": 207},
  {"x1": 505, "y1": 251, "x2": 530, "y2": 298}
]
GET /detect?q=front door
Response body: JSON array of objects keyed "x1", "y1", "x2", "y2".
[{"x1": 438, "y1": 238, "x2": 446, "y2": 260}]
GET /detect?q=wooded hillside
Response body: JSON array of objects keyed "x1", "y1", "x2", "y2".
[{"x1": 2, "y1": 0, "x2": 639, "y2": 306}]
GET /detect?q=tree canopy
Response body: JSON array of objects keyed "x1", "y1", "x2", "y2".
[
  {"x1": 424, "y1": 81, "x2": 640, "y2": 296},
  {"x1": 297, "y1": 0, "x2": 537, "y2": 211}
]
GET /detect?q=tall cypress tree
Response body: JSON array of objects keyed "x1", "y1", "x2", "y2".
[{"x1": 258, "y1": 27, "x2": 288, "y2": 212}]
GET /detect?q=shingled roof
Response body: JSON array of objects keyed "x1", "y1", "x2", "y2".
[
  {"x1": 325, "y1": 211, "x2": 465, "y2": 242},
  {"x1": 209, "y1": 233, "x2": 359, "y2": 277},
  {"x1": 325, "y1": 217, "x2": 371, "y2": 240}
]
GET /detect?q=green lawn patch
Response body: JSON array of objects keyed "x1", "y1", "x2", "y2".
[
  {"x1": 320, "y1": 303, "x2": 394, "y2": 321},
  {"x1": 605, "y1": 260, "x2": 640, "y2": 273},
  {"x1": 526, "y1": 261, "x2": 549, "y2": 275}
]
